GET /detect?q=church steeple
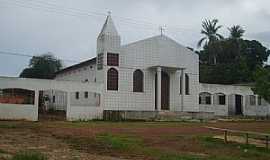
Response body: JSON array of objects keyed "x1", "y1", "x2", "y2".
[
  {"x1": 98, "y1": 13, "x2": 119, "y2": 37},
  {"x1": 97, "y1": 13, "x2": 121, "y2": 53},
  {"x1": 96, "y1": 13, "x2": 121, "y2": 85}
]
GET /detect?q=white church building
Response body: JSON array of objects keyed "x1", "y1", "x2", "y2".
[
  {"x1": 51, "y1": 15, "x2": 270, "y2": 120},
  {"x1": 0, "y1": 15, "x2": 269, "y2": 121}
]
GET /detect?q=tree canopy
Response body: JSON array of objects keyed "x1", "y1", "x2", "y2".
[
  {"x1": 20, "y1": 53, "x2": 63, "y2": 79},
  {"x1": 198, "y1": 20, "x2": 270, "y2": 85},
  {"x1": 228, "y1": 25, "x2": 245, "y2": 39},
  {"x1": 252, "y1": 66, "x2": 270, "y2": 103}
]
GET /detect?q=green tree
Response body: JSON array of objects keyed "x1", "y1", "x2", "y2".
[
  {"x1": 240, "y1": 40, "x2": 270, "y2": 72},
  {"x1": 228, "y1": 25, "x2": 245, "y2": 61},
  {"x1": 252, "y1": 66, "x2": 270, "y2": 103},
  {"x1": 199, "y1": 22, "x2": 270, "y2": 84},
  {"x1": 228, "y1": 25, "x2": 245, "y2": 39},
  {"x1": 198, "y1": 19, "x2": 223, "y2": 65},
  {"x1": 20, "y1": 53, "x2": 62, "y2": 79}
]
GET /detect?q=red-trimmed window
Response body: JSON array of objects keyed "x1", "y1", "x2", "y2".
[
  {"x1": 107, "y1": 68, "x2": 118, "y2": 91},
  {"x1": 107, "y1": 53, "x2": 119, "y2": 66}
]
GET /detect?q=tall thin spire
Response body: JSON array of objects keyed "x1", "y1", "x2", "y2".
[{"x1": 98, "y1": 12, "x2": 119, "y2": 37}]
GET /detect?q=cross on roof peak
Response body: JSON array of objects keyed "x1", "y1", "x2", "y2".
[
  {"x1": 159, "y1": 26, "x2": 166, "y2": 36},
  {"x1": 107, "y1": 11, "x2": 112, "y2": 16}
]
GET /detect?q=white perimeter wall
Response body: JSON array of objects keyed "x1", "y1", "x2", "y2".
[
  {"x1": 0, "y1": 77, "x2": 103, "y2": 121},
  {"x1": 0, "y1": 104, "x2": 38, "y2": 121}
]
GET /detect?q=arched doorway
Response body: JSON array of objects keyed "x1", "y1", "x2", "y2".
[{"x1": 155, "y1": 71, "x2": 170, "y2": 110}]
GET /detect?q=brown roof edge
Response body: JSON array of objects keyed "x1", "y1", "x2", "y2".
[{"x1": 55, "y1": 57, "x2": 96, "y2": 75}]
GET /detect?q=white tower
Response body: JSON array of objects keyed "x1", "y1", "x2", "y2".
[{"x1": 96, "y1": 13, "x2": 121, "y2": 85}]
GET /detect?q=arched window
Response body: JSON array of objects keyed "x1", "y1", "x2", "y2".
[
  {"x1": 133, "y1": 69, "x2": 144, "y2": 92},
  {"x1": 199, "y1": 92, "x2": 211, "y2": 105},
  {"x1": 216, "y1": 93, "x2": 226, "y2": 105},
  {"x1": 107, "y1": 68, "x2": 118, "y2": 91},
  {"x1": 185, "y1": 73, "x2": 190, "y2": 95}
]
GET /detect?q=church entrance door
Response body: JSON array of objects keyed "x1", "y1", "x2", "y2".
[{"x1": 155, "y1": 71, "x2": 170, "y2": 110}]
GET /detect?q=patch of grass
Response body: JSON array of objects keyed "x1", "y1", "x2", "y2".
[
  {"x1": 0, "y1": 122, "x2": 39, "y2": 130},
  {"x1": 96, "y1": 133, "x2": 143, "y2": 151},
  {"x1": 199, "y1": 136, "x2": 270, "y2": 160},
  {"x1": 63, "y1": 133, "x2": 204, "y2": 159},
  {"x1": 159, "y1": 154, "x2": 203, "y2": 160},
  {"x1": 96, "y1": 134, "x2": 209, "y2": 160},
  {"x1": 0, "y1": 148, "x2": 7, "y2": 154},
  {"x1": 0, "y1": 124, "x2": 18, "y2": 129},
  {"x1": 11, "y1": 151, "x2": 47, "y2": 160}
]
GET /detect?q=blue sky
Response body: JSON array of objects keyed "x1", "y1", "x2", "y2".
[{"x1": 0, "y1": 0, "x2": 269, "y2": 76}]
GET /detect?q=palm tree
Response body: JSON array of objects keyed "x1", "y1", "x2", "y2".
[
  {"x1": 198, "y1": 19, "x2": 223, "y2": 64},
  {"x1": 198, "y1": 19, "x2": 223, "y2": 48},
  {"x1": 228, "y1": 25, "x2": 245, "y2": 60},
  {"x1": 228, "y1": 25, "x2": 245, "y2": 39}
]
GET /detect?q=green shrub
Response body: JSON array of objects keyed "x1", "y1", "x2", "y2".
[{"x1": 11, "y1": 151, "x2": 47, "y2": 160}]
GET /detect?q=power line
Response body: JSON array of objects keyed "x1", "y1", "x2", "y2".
[
  {"x1": 1, "y1": 0, "x2": 104, "y2": 20},
  {"x1": 0, "y1": 51, "x2": 79, "y2": 63},
  {"x1": 1, "y1": 0, "x2": 197, "y2": 34},
  {"x1": 1, "y1": 0, "x2": 156, "y2": 31},
  {"x1": 15, "y1": 0, "x2": 193, "y2": 29}
]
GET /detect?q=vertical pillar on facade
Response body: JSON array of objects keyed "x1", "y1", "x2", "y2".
[
  {"x1": 66, "y1": 92, "x2": 71, "y2": 120},
  {"x1": 34, "y1": 90, "x2": 39, "y2": 121},
  {"x1": 255, "y1": 95, "x2": 258, "y2": 106},
  {"x1": 157, "y1": 67, "x2": 162, "y2": 111},
  {"x1": 211, "y1": 94, "x2": 214, "y2": 106},
  {"x1": 242, "y1": 95, "x2": 246, "y2": 115},
  {"x1": 180, "y1": 69, "x2": 184, "y2": 111},
  {"x1": 225, "y1": 94, "x2": 229, "y2": 115}
]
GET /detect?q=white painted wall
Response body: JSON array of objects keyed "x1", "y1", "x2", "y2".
[
  {"x1": 0, "y1": 104, "x2": 38, "y2": 121},
  {"x1": 0, "y1": 77, "x2": 103, "y2": 121},
  {"x1": 199, "y1": 83, "x2": 270, "y2": 116},
  {"x1": 101, "y1": 35, "x2": 199, "y2": 112},
  {"x1": 55, "y1": 64, "x2": 96, "y2": 82},
  {"x1": 66, "y1": 105, "x2": 103, "y2": 121}
]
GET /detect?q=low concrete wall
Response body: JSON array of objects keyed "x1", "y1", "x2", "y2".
[
  {"x1": 67, "y1": 106, "x2": 103, "y2": 121},
  {"x1": 199, "y1": 105, "x2": 228, "y2": 116},
  {"x1": 0, "y1": 104, "x2": 38, "y2": 121},
  {"x1": 103, "y1": 110, "x2": 158, "y2": 121},
  {"x1": 103, "y1": 110, "x2": 215, "y2": 121},
  {"x1": 244, "y1": 105, "x2": 270, "y2": 117}
]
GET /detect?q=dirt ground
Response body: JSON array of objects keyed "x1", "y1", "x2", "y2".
[
  {"x1": 0, "y1": 125, "x2": 125, "y2": 160},
  {"x1": 0, "y1": 120, "x2": 270, "y2": 160}
]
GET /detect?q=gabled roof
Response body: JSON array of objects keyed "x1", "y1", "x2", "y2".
[
  {"x1": 55, "y1": 57, "x2": 96, "y2": 75},
  {"x1": 98, "y1": 15, "x2": 119, "y2": 37},
  {"x1": 122, "y1": 35, "x2": 196, "y2": 55}
]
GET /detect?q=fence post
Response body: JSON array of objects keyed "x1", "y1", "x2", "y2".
[
  {"x1": 266, "y1": 136, "x2": 269, "y2": 149},
  {"x1": 224, "y1": 131, "x2": 228, "y2": 143},
  {"x1": 246, "y1": 133, "x2": 249, "y2": 145}
]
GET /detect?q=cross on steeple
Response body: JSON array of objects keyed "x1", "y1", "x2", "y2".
[
  {"x1": 107, "y1": 11, "x2": 112, "y2": 16},
  {"x1": 159, "y1": 26, "x2": 166, "y2": 36}
]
